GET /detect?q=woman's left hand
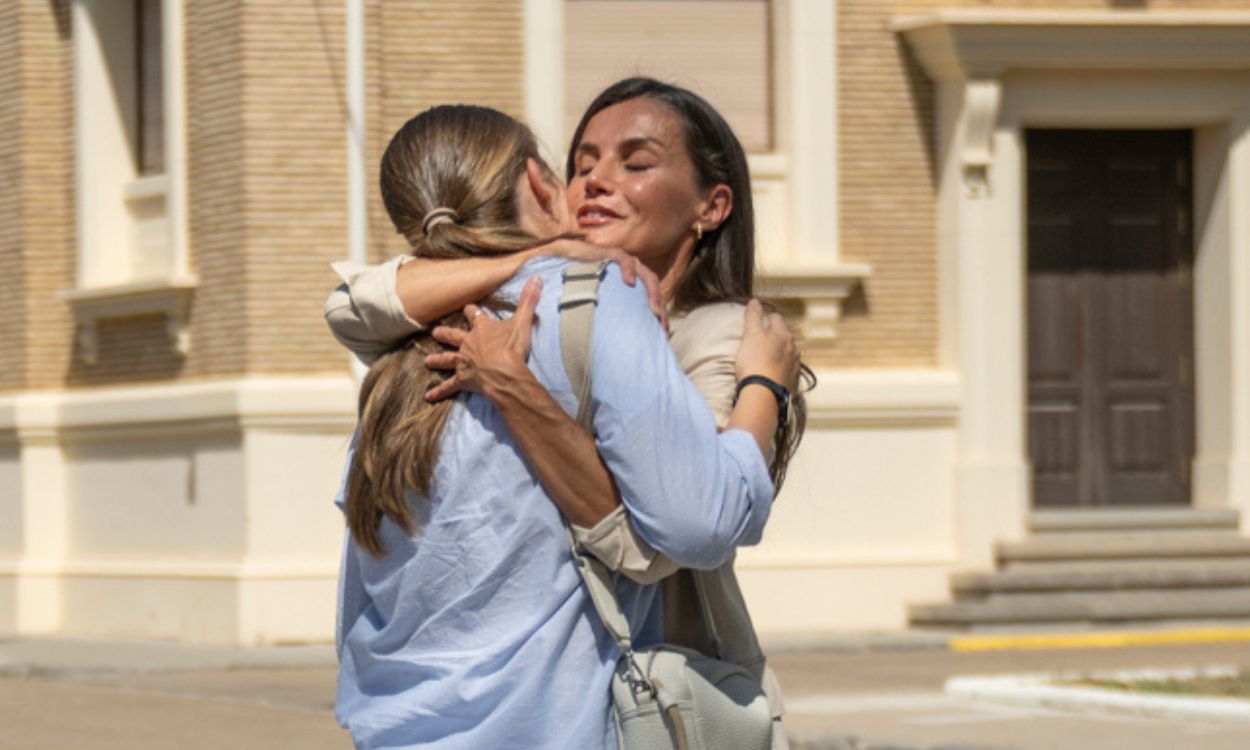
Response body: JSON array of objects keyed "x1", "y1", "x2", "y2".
[{"x1": 423, "y1": 276, "x2": 543, "y2": 402}]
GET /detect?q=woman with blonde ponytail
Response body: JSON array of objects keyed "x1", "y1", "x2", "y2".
[
  {"x1": 333, "y1": 104, "x2": 795, "y2": 750},
  {"x1": 330, "y1": 79, "x2": 805, "y2": 749}
]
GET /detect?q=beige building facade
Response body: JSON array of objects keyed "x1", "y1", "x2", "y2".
[{"x1": 2, "y1": 0, "x2": 1250, "y2": 644}]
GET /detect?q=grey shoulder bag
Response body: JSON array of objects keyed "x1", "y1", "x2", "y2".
[{"x1": 557, "y1": 261, "x2": 773, "y2": 750}]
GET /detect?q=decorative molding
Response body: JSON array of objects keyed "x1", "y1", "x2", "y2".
[
  {"x1": 60, "y1": 277, "x2": 198, "y2": 363},
  {"x1": 0, "y1": 377, "x2": 357, "y2": 442},
  {"x1": 893, "y1": 10, "x2": 1250, "y2": 82},
  {"x1": 757, "y1": 264, "x2": 872, "y2": 344},
  {"x1": 0, "y1": 559, "x2": 339, "y2": 581},
  {"x1": 961, "y1": 78, "x2": 1002, "y2": 199},
  {"x1": 736, "y1": 550, "x2": 957, "y2": 570},
  {"x1": 803, "y1": 369, "x2": 961, "y2": 428}
]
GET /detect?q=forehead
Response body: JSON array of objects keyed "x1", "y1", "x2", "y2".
[{"x1": 578, "y1": 98, "x2": 684, "y2": 149}]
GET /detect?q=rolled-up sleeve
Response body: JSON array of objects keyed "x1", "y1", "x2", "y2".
[
  {"x1": 583, "y1": 270, "x2": 775, "y2": 571},
  {"x1": 324, "y1": 256, "x2": 424, "y2": 365},
  {"x1": 571, "y1": 507, "x2": 680, "y2": 584}
]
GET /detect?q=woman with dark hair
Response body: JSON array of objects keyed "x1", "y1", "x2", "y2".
[
  {"x1": 329, "y1": 78, "x2": 806, "y2": 748},
  {"x1": 335, "y1": 101, "x2": 794, "y2": 750}
]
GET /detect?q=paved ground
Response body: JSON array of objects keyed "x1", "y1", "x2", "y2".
[{"x1": 4, "y1": 637, "x2": 1250, "y2": 749}]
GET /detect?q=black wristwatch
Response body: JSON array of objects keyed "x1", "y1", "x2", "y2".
[{"x1": 734, "y1": 375, "x2": 790, "y2": 429}]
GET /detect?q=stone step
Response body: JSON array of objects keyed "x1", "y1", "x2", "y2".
[
  {"x1": 997, "y1": 530, "x2": 1250, "y2": 564},
  {"x1": 1030, "y1": 508, "x2": 1240, "y2": 534},
  {"x1": 910, "y1": 589, "x2": 1250, "y2": 627},
  {"x1": 952, "y1": 559, "x2": 1250, "y2": 596}
]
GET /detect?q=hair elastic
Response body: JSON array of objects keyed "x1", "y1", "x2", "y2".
[{"x1": 422, "y1": 207, "x2": 460, "y2": 235}]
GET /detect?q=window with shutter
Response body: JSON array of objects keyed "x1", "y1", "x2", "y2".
[{"x1": 66, "y1": 0, "x2": 193, "y2": 363}]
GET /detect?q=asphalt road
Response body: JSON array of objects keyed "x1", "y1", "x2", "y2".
[{"x1": 5, "y1": 640, "x2": 1250, "y2": 749}]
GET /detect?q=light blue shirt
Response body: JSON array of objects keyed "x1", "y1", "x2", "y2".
[{"x1": 335, "y1": 257, "x2": 774, "y2": 749}]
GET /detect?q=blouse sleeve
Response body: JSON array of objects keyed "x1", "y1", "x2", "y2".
[
  {"x1": 570, "y1": 507, "x2": 680, "y2": 584},
  {"x1": 583, "y1": 269, "x2": 773, "y2": 571},
  {"x1": 324, "y1": 255, "x2": 424, "y2": 365},
  {"x1": 570, "y1": 303, "x2": 747, "y2": 581}
]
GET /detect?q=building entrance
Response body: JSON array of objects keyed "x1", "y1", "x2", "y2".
[{"x1": 1026, "y1": 129, "x2": 1195, "y2": 507}]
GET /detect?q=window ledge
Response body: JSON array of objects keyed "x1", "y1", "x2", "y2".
[
  {"x1": 60, "y1": 276, "x2": 198, "y2": 364},
  {"x1": 757, "y1": 264, "x2": 872, "y2": 344},
  {"x1": 124, "y1": 174, "x2": 170, "y2": 202}
]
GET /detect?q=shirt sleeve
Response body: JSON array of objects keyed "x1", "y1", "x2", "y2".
[
  {"x1": 324, "y1": 255, "x2": 424, "y2": 365},
  {"x1": 570, "y1": 507, "x2": 680, "y2": 584},
  {"x1": 571, "y1": 305, "x2": 745, "y2": 582},
  {"x1": 582, "y1": 268, "x2": 774, "y2": 571}
]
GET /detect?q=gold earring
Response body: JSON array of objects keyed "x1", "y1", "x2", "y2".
[{"x1": 695, "y1": 224, "x2": 703, "y2": 241}]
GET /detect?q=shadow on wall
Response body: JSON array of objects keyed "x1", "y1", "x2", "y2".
[
  {"x1": 896, "y1": 36, "x2": 938, "y2": 190},
  {"x1": 66, "y1": 314, "x2": 186, "y2": 386},
  {"x1": 50, "y1": 0, "x2": 70, "y2": 39}
]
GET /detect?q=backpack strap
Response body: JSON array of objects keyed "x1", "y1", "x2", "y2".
[{"x1": 558, "y1": 260, "x2": 609, "y2": 432}]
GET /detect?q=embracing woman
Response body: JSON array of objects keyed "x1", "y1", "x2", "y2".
[{"x1": 329, "y1": 79, "x2": 808, "y2": 749}]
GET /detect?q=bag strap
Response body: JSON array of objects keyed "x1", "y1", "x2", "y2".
[
  {"x1": 558, "y1": 260, "x2": 607, "y2": 432},
  {"x1": 557, "y1": 262, "x2": 652, "y2": 683},
  {"x1": 560, "y1": 261, "x2": 724, "y2": 669}
]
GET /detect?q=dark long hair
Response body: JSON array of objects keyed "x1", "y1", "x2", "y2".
[
  {"x1": 567, "y1": 77, "x2": 813, "y2": 491},
  {"x1": 567, "y1": 77, "x2": 755, "y2": 314},
  {"x1": 348, "y1": 105, "x2": 558, "y2": 558}
]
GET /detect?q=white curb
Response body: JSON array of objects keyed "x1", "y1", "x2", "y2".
[{"x1": 945, "y1": 666, "x2": 1250, "y2": 724}]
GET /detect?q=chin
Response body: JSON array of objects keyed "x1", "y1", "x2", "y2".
[{"x1": 583, "y1": 228, "x2": 621, "y2": 248}]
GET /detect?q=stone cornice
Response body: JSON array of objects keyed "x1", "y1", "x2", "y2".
[{"x1": 892, "y1": 10, "x2": 1250, "y2": 82}]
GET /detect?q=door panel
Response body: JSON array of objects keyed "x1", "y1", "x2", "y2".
[{"x1": 1026, "y1": 130, "x2": 1194, "y2": 507}]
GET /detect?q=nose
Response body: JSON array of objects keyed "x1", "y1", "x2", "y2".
[{"x1": 583, "y1": 162, "x2": 612, "y2": 197}]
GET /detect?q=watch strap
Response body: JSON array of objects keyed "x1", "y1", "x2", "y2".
[{"x1": 734, "y1": 375, "x2": 790, "y2": 429}]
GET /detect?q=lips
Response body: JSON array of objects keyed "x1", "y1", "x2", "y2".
[{"x1": 576, "y1": 203, "x2": 621, "y2": 227}]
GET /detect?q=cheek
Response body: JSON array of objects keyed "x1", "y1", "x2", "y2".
[{"x1": 628, "y1": 178, "x2": 694, "y2": 236}]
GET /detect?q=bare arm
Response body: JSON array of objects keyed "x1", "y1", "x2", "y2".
[
  {"x1": 397, "y1": 252, "x2": 539, "y2": 325},
  {"x1": 396, "y1": 240, "x2": 667, "y2": 328},
  {"x1": 427, "y1": 293, "x2": 798, "y2": 527},
  {"x1": 425, "y1": 278, "x2": 620, "y2": 527},
  {"x1": 728, "y1": 300, "x2": 801, "y2": 456}
]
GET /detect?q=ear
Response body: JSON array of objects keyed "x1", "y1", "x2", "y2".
[
  {"x1": 524, "y1": 157, "x2": 561, "y2": 223},
  {"x1": 696, "y1": 184, "x2": 733, "y2": 232}
]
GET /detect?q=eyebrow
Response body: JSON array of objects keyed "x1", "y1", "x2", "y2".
[
  {"x1": 620, "y1": 136, "x2": 668, "y2": 151},
  {"x1": 575, "y1": 135, "x2": 669, "y2": 158}
]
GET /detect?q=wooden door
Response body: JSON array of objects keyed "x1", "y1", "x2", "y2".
[{"x1": 1027, "y1": 130, "x2": 1194, "y2": 507}]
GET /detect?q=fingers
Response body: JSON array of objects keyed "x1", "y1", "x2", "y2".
[
  {"x1": 767, "y1": 311, "x2": 786, "y2": 334},
  {"x1": 633, "y1": 264, "x2": 665, "y2": 330},
  {"x1": 511, "y1": 276, "x2": 542, "y2": 331},
  {"x1": 423, "y1": 351, "x2": 459, "y2": 371},
  {"x1": 743, "y1": 298, "x2": 765, "y2": 334},
  {"x1": 431, "y1": 325, "x2": 467, "y2": 348},
  {"x1": 424, "y1": 376, "x2": 463, "y2": 403},
  {"x1": 617, "y1": 255, "x2": 637, "y2": 286},
  {"x1": 464, "y1": 304, "x2": 487, "y2": 328}
]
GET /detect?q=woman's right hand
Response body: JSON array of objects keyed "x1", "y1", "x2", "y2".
[
  {"x1": 734, "y1": 300, "x2": 800, "y2": 391},
  {"x1": 423, "y1": 277, "x2": 543, "y2": 402}
]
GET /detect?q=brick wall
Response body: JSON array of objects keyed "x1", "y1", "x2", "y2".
[
  {"x1": 60, "y1": 0, "x2": 526, "y2": 383},
  {"x1": 832, "y1": 0, "x2": 1250, "y2": 367},
  {"x1": 0, "y1": 2, "x2": 29, "y2": 391},
  {"x1": 0, "y1": 1, "x2": 74, "y2": 391},
  {"x1": 367, "y1": 0, "x2": 527, "y2": 263}
]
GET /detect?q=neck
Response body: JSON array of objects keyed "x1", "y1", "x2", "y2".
[{"x1": 650, "y1": 242, "x2": 696, "y2": 308}]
